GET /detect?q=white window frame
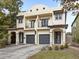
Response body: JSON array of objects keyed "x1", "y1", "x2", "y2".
[{"x1": 55, "y1": 14, "x2": 62, "y2": 20}]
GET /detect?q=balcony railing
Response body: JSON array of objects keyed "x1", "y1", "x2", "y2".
[{"x1": 25, "y1": 19, "x2": 48, "y2": 28}]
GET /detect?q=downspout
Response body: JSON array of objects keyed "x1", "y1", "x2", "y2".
[{"x1": 65, "y1": 10, "x2": 67, "y2": 24}]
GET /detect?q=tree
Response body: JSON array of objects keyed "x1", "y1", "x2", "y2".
[
  {"x1": 53, "y1": 0, "x2": 79, "y2": 23},
  {"x1": 0, "y1": 0, "x2": 23, "y2": 27},
  {"x1": 0, "y1": 0, "x2": 23, "y2": 47},
  {"x1": 54, "y1": 0, "x2": 79, "y2": 11}
]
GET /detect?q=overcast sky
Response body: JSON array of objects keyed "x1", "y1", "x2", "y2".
[{"x1": 21, "y1": 0, "x2": 77, "y2": 32}]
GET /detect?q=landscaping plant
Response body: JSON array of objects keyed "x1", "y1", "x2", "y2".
[
  {"x1": 60, "y1": 45, "x2": 64, "y2": 50},
  {"x1": 54, "y1": 45, "x2": 59, "y2": 50},
  {"x1": 64, "y1": 43, "x2": 68, "y2": 48},
  {"x1": 48, "y1": 46, "x2": 52, "y2": 50}
]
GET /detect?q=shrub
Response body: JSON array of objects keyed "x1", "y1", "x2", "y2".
[
  {"x1": 54, "y1": 46, "x2": 59, "y2": 50},
  {"x1": 64, "y1": 43, "x2": 68, "y2": 48},
  {"x1": 48, "y1": 46, "x2": 52, "y2": 50},
  {"x1": 0, "y1": 43, "x2": 6, "y2": 48},
  {"x1": 41, "y1": 46, "x2": 48, "y2": 51},
  {"x1": 0, "y1": 39, "x2": 7, "y2": 48},
  {"x1": 60, "y1": 45, "x2": 64, "y2": 50},
  {"x1": 41, "y1": 47, "x2": 46, "y2": 51}
]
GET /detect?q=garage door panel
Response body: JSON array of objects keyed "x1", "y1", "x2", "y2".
[
  {"x1": 39, "y1": 34, "x2": 50, "y2": 44},
  {"x1": 26, "y1": 35, "x2": 35, "y2": 44}
]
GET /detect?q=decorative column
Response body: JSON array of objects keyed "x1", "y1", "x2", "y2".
[
  {"x1": 24, "y1": 33, "x2": 26, "y2": 44},
  {"x1": 62, "y1": 29, "x2": 66, "y2": 45},
  {"x1": 24, "y1": 16, "x2": 26, "y2": 44},
  {"x1": 52, "y1": 30, "x2": 54, "y2": 45},
  {"x1": 35, "y1": 15, "x2": 39, "y2": 44},
  {"x1": 8, "y1": 31, "x2": 11, "y2": 45},
  {"x1": 50, "y1": 29, "x2": 53, "y2": 46},
  {"x1": 35, "y1": 31, "x2": 38, "y2": 44},
  {"x1": 16, "y1": 31, "x2": 19, "y2": 45},
  {"x1": 23, "y1": 16, "x2": 26, "y2": 30}
]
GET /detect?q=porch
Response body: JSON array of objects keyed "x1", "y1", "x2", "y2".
[
  {"x1": 8, "y1": 28, "x2": 66, "y2": 45},
  {"x1": 8, "y1": 28, "x2": 25, "y2": 45},
  {"x1": 50, "y1": 28, "x2": 66, "y2": 46}
]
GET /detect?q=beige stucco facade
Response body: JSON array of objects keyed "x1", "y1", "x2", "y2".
[{"x1": 8, "y1": 4, "x2": 68, "y2": 46}]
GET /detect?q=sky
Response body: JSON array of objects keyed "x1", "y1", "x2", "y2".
[{"x1": 21, "y1": 0, "x2": 76, "y2": 32}]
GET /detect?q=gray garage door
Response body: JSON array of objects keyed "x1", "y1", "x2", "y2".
[
  {"x1": 39, "y1": 34, "x2": 50, "y2": 44},
  {"x1": 26, "y1": 35, "x2": 35, "y2": 44}
]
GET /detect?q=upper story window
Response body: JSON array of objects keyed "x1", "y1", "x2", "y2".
[
  {"x1": 55, "y1": 14, "x2": 58, "y2": 20},
  {"x1": 54, "y1": 10, "x2": 63, "y2": 20},
  {"x1": 41, "y1": 19, "x2": 48, "y2": 27},
  {"x1": 18, "y1": 19, "x2": 23, "y2": 23},
  {"x1": 59, "y1": 14, "x2": 62, "y2": 19},
  {"x1": 55, "y1": 14, "x2": 62, "y2": 20},
  {"x1": 30, "y1": 20, "x2": 35, "y2": 28},
  {"x1": 17, "y1": 16, "x2": 23, "y2": 23}
]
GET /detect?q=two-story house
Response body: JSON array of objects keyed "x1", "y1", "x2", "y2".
[{"x1": 8, "y1": 4, "x2": 68, "y2": 46}]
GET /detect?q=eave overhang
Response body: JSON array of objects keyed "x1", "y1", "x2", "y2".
[{"x1": 48, "y1": 24, "x2": 68, "y2": 29}]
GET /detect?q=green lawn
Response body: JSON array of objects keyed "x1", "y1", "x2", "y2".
[{"x1": 28, "y1": 49, "x2": 79, "y2": 59}]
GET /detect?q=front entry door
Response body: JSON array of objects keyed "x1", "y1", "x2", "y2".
[
  {"x1": 11, "y1": 32, "x2": 16, "y2": 44},
  {"x1": 54, "y1": 31, "x2": 61, "y2": 44}
]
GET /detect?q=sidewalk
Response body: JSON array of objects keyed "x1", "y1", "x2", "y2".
[{"x1": 69, "y1": 46, "x2": 79, "y2": 52}]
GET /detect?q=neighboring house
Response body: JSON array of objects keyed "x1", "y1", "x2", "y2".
[
  {"x1": 8, "y1": 4, "x2": 68, "y2": 45},
  {"x1": 71, "y1": 13, "x2": 79, "y2": 43}
]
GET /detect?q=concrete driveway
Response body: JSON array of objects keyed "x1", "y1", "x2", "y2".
[{"x1": 0, "y1": 44, "x2": 45, "y2": 59}]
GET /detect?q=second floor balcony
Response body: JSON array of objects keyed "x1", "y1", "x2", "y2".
[{"x1": 25, "y1": 18, "x2": 49, "y2": 29}]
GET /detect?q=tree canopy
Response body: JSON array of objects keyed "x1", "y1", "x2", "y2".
[
  {"x1": 0, "y1": 0, "x2": 23, "y2": 27},
  {"x1": 54, "y1": 0, "x2": 79, "y2": 11},
  {"x1": 0, "y1": 0, "x2": 23, "y2": 40}
]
